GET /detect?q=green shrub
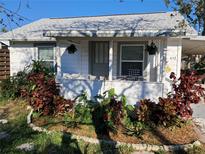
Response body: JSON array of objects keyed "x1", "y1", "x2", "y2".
[
  {"x1": 74, "y1": 103, "x2": 93, "y2": 124},
  {"x1": 81, "y1": 88, "x2": 129, "y2": 134},
  {"x1": 129, "y1": 98, "x2": 181, "y2": 128},
  {"x1": 30, "y1": 60, "x2": 54, "y2": 76},
  {"x1": 0, "y1": 60, "x2": 75, "y2": 116},
  {"x1": 0, "y1": 70, "x2": 30, "y2": 99},
  {"x1": 124, "y1": 118, "x2": 145, "y2": 137},
  {"x1": 0, "y1": 60, "x2": 52, "y2": 100}
]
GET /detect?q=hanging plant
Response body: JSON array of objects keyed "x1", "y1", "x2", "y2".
[
  {"x1": 67, "y1": 44, "x2": 77, "y2": 54},
  {"x1": 146, "y1": 42, "x2": 157, "y2": 55}
]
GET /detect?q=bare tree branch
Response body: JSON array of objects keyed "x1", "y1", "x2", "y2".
[{"x1": 0, "y1": 0, "x2": 30, "y2": 31}]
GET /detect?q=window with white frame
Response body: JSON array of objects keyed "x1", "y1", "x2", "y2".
[
  {"x1": 38, "y1": 46, "x2": 55, "y2": 70},
  {"x1": 120, "y1": 44, "x2": 144, "y2": 76}
]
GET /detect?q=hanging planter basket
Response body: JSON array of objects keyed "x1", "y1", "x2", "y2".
[
  {"x1": 67, "y1": 44, "x2": 77, "y2": 54},
  {"x1": 146, "y1": 42, "x2": 157, "y2": 55}
]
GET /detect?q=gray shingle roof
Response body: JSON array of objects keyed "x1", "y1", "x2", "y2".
[{"x1": 0, "y1": 11, "x2": 197, "y2": 41}]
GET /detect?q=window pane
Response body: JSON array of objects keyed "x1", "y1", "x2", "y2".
[
  {"x1": 42, "y1": 61, "x2": 54, "y2": 70},
  {"x1": 121, "y1": 62, "x2": 143, "y2": 76},
  {"x1": 104, "y1": 43, "x2": 109, "y2": 63},
  {"x1": 38, "y1": 47, "x2": 54, "y2": 60},
  {"x1": 99, "y1": 43, "x2": 104, "y2": 63},
  {"x1": 121, "y1": 46, "x2": 143, "y2": 60},
  {"x1": 94, "y1": 42, "x2": 109, "y2": 64},
  {"x1": 94, "y1": 44, "x2": 99, "y2": 63}
]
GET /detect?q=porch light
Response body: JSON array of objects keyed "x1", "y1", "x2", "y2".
[
  {"x1": 66, "y1": 44, "x2": 77, "y2": 54},
  {"x1": 146, "y1": 41, "x2": 157, "y2": 55}
]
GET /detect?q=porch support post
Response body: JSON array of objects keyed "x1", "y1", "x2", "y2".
[
  {"x1": 109, "y1": 40, "x2": 113, "y2": 81},
  {"x1": 162, "y1": 38, "x2": 182, "y2": 95},
  {"x1": 56, "y1": 45, "x2": 62, "y2": 81}
]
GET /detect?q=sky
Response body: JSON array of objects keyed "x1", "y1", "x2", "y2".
[{"x1": 2, "y1": 0, "x2": 171, "y2": 29}]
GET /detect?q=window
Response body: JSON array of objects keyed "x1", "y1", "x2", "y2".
[
  {"x1": 94, "y1": 42, "x2": 109, "y2": 64},
  {"x1": 120, "y1": 45, "x2": 144, "y2": 76},
  {"x1": 38, "y1": 46, "x2": 55, "y2": 70}
]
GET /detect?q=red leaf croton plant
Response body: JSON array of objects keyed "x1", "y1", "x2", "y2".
[{"x1": 169, "y1": 70, "x2": 205, "y2": 119}]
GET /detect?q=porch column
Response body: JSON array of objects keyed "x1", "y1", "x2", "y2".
[
  {"x1": 56, "y1": 45, "x2": 62, "y2": 81},
  {"x1": 109, "y1": 40, "x2": 114, "y2": 81},
  {"x1": 162, "y1": 38, "x2": 182, "y2": 95}
]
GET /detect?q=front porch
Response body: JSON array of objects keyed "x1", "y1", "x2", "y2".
[
  {"x1": 55, "y1": 38, "x2": 170, "y2": 103},
  {"x1": 56, "y1": 38, "x2": 167, "y2": 81}
]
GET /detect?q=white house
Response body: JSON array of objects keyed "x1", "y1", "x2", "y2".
[{"x1": 0, "y1": 11, "x2": 204, "y2": 104}]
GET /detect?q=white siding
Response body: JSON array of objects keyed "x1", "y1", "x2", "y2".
[
  {"x1": 162, "y1": 38, "x2": 182, "y2": 94},
  {"x1": 10, "y1": 43, "x2": 36, "y2": 75},
  {"x1": 60, "y1": 43, "x2": 81, "y2": 74},
  {"x1": 60, "y1": 78, "x2": 163, "y2": 104},
  {"x1": 58, "y1": 40, "x2": 89, "y2": 76},
  {"x1": 9, "y1": 38, "x2": 167, "y2": 82}
]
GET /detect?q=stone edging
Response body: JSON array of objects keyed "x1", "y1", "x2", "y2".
[{"x1": 26, "y1": 107, "x2": 201, "y2": 152}]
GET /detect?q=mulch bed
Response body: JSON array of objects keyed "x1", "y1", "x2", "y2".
[{"x1": 33, "y1": 116, "x2": 198, "y2": 145}]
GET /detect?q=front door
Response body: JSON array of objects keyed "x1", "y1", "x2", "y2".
[{"x1": 90, "y1": 41, "x2": 109, "y2": 78}]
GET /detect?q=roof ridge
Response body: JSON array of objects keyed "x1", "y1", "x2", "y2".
[{"x1": 49, "y1": 11, "x2": 176, "y2": 19}]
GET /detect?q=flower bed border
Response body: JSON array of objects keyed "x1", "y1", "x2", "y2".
[{"x1": 27, "y1": 107, "x2": 201, "y2": 152}]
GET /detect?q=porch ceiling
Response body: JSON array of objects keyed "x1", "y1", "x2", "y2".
[{"x1": 182, "y1": 36, "x2": 205, "y2": 55}]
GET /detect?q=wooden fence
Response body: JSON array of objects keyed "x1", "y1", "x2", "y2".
[{"x1": 0, "y1": 49, "x2": 10, "y2": 80}]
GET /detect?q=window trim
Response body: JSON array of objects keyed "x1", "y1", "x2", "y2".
[
  {"x1": 37, "y1": 46, "x2": 56, "y2": 69},
  {"x1": 120, "y1": 44, "x2": 145, "y2": 76}
]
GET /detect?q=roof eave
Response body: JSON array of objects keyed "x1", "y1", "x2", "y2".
[
  {"x1": 0, "y1": 37, "x2": 56, "y2": 42},
  {"x1": 43, "y1": 29, "x2": 188, "y2": 38}
]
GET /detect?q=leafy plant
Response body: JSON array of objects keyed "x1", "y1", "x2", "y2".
[
  {"x1": 155, "y1": 97, "x2": 180, "y2": 127},
  {"x1": 130, "y1": 98, "x2": 180, "y2": 127},
  {"x1": 124, "y1": 117, "x2": 145, "y2": 137},
  {"x1": 0, "y1": 60, "x2": 54, "y2": 100},
  {"x1": 101, "y1": 89, "x2": 127, "y2": 127},
  {"x1": 54, "y1": 96, "x2": 75, "y2": 115},
  {"x1": 27, "y1": 72, "x2": 59, "y2": 115},
  {"x1": 74, "y1": 103, "x2": 93, "y2": 124},
  {"x1": 4, "y1": 60, "x2": 76, "y2": 116},
  {"x1": 30, "y1": 60, "x2": 54, "y2": 76},
  {"x1": 169, "y1": 71, "x2": 205, "y2": 118},
  {"x1": 91, "y1": 89, "x2": 128, "y2": 133},
  {"x1": 134, "y1": 99, "x2": 155, "y2": 122}
]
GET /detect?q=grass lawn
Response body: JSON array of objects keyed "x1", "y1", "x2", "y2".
[
  {"x1": 0, "y1": 99, "x2": 134, "y2": 154},
  {"x1": 1, "y1": 99, "x2": 205, "y2": 154}
]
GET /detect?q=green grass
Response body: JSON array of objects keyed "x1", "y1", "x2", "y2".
[{"x1": 0, "y1": 100, "x2": 134, "y2": 154}]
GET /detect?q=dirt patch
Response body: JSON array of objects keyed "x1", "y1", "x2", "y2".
[{"x1": 0, "y1": 100, "x2": 28, "y2": 120}]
